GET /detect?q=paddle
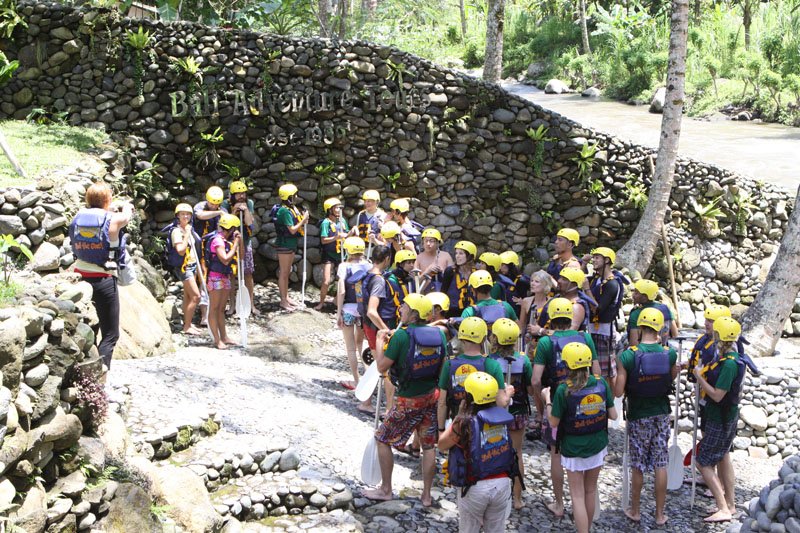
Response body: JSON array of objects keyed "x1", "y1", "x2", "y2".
[
  {"x1": 301, "y1": 222, "x2": 308, "y2": 307},
  {"x1": 667, "y1": 338, "x2": 684, "y2": 491},
  {"x1": 360, "y1": 374, "x2": 383, "y2": 486},
  {"x1": 355, "y1": 322, "x2": 404, "y2": 402},
  {"x1": 188, "y1": 237, "x2": 213, "y2": 338},
  {"x1": 235, "y1": 217, "x2": 249, "y2": 349},
  {"x1": 621, "y1": 413, "x2": 630, "y2": 511},
  {"x1": 691, "y1": 382, "x2": 700, "y2": 509}
]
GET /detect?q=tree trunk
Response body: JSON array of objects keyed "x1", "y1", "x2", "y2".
[
  {"x1": 743, "y1": 0, "x2": 753, "y2": 50},
  {"x1": 579, "y1": 0, "x2": 591, "y2": 55},
  {"x1": 614, "y1": 0, "x2": 689, "y2": 275},
  {"x1": 742, "y1": 185, "x2": 800, "y2": 356},
  {"x1": 693, "y1": 0, "x2": 700, "y2": 20},
  {"x1": 361, "y1": 0, "x2": 377, "y2": 17},
  {"x1": 335, "y1": 0, "x2": 348, "y2": 39},
  {"x1": 459, "y1": 0, "x2": 467, "y2": 39},
  {"x1": 483, "y1": 0, "x2": 505, "y2": 82},
  {"x1": 318, "y1": 0, "x2": 332, "y2": 37}
]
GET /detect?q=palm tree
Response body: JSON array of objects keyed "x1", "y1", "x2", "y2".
[
  {"x1": 579, "y1": 0, "x2": 591, "y2": 55},
  {"x1": 483, "y1": 0, "x2": 505, "y2": 82},
  {"x1": 615, "y1": 0, "x2": 689, "y2": 275},
  {"x1": 742, "y1": 185, "x2": 800, "y2": 356}
]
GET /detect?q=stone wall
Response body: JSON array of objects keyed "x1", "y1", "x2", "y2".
[
  {"x1": 0, "y1": 1, "x2": 797, "y2": 333},
  {"x1": 740, "y1": 455, "x2": 800, "y2": 532}
]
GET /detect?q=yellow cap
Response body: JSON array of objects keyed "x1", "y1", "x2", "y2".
[
  {"x1": 404, "y1": 293, "x2": 432, "y2": 320},
  {"x1": 562, "y1": 342, "x2": 592, "y2": 370},
  {"x1": 278, "y1": 184, "x2": 298, "y2": 201},
  {"x1": 637, "y1": 307, "x2": 665, "y2": 331},
  {"x1": 343, "y1": 236, "x2": 365, "y2": 255},
  {"x1": 500, "y1": 251, "x2": 520, "y2": 267},
  {"x1": 548, "y1": 297, "x2": 574, "y2": 320},
  {"x1": 469, "y1": 270, "x2": 494, "y2": 289},
  {"x1": 175, "y1": 203, "x2": 193, "y2": 214},
  {"x1": 390, "y1": 198, "x2": 410, "y2": 213},
  {"x1": 218, "y1": 213, "x2": 241, "y2": 229},
  {"x1": 206, "y1": 186, "x2": 224, "y2": 204},
  {"x1": 381, "y1": 221, "x2": 401, "y2": 238},
  {"x1": 362, "y1": 190, "x2": 380, "y2": 201},
  {"x1": 459, "y1": 316, "x2": 488, "y2": 343},
  {"x1": 478, "y1": 252, "x2": 502, "y2": 271},
  {"x1": 464, "y1": 372, "x2": 499, "y2": 405},
  {"x1": 591, "y1": 247, "x2": 616, "y2": 265},
  {"x1": 492, "y1": 318, "x2": 520, "y2": 346},
  {"x1": 713, "y1": 316, "x2": 741, "y2": 342},
  {"x1": 323, "y1": 197, "x2": 342, "y2": 212},
  {"x1": 704, "y1": 304, "x2": 732, "y2": 321},
  {"x1": 560, "y1": 267, "x2": 585, "y2": 287},
  {"x1": 229, "y1": 181, "x2": 247, "y2": 194},
  {"x1": 454, "y1": 240, "x2": 477, "y2": 258},
  {"x1": 634, "y1": 279, "x2": 659, "y2": 300},
  {"x1": 421, "y1": 228, "x2": 442, "y2": 242},
  {"x1": 557, "y1": 228, "x2": 580, "y2": 246},
  {"x1": 428, "y1": 292, "x2": 450, "y2": 312},
  {"x1": 395, "y1": 249, "x2": 417, "y2": 264}
]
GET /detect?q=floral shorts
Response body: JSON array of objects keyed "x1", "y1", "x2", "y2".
[
  {"x1": 241, "y1": 245, "x2": 255, "y2": 275},
  {"x1": 207, "y1": 274, "x2": 231, "y2": 292},
  {"x1": 342, "y1": 311, "x2": 360, "y2": 327},
  {"x1": 375, "y1": 391, "x2": 438, "y2": 450},
  {"x1": 509, "y1": 414, "x2": 529, "y2": 431},
  {"x1": 628, "y1": 414, "x2": 671, "y2": 472}
]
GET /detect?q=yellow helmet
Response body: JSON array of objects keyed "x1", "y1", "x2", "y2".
[
  {"x1": 637, "y1": 307, "x2": 665, "y2": 331},
  {"x1": 548, "y1": 297, "x2": 574, "y2": 320},
  {"x1": 458, "y1": 316, "x2": 488, "y2": 344},
  {"x1": 704, "y1": 304, "x2": 732, "y2": 321},
  {"x1": 500, "y1": 251, "x2": 520, "y2": 267},
  {"x1": 591, "y1": 247, "x2": 616, "y2": 265},
  {"x1": 380, "y1": 221, "x2": 401, "y2": 238},
  {"x1": 278, "y1": 183, "x2": 298, "y2": 201},
  {"x1": 362, "y1": 189, "x2": 380, "y2": 202},
  {"x1": 421, "y1": 228, "x2": 442, "y2": 242},
  {"x1": 395, "y1": 249, "x2": 417, "y2": 264},
  {"x1": 428, "y1": 292, "x2": 450, "y2": 312},
  {"x1": 390, "y1": 198, "x2": 410, "y2": 213},
  {"x1": 323, "y1": 197, "x2": 342, "y2": 212},
  {"x1": 479, "y1": 252, "x2": 502, "y2": 271},
  {"x1": 343, "y1": 236, "x2": 365, "y2": 255},
  {"x1": 557, "y1": 228, "x2": 580, "y2": 246},
  {"x1": 174, "y1": 203, "x2": 193, "y2": 214},
  {"x1": 469, "y1": 270, "x2": 494, "y2": 289},
  {"x1": 404, "y1": 293, "x2": 432, "y2": 320},
  {"x1": 206, "y1": 186, "x2": 224, "y2": 204},
  {"x1": 560, "y1": 267, "x2": 585, "y2": 287},
  {"x1": 454, "y1": 240, "x2": 477, "y2": 258},
  {"x1": 634, "y1": 279, "x2": 659, "y2": 300},
  {"x1": 562, "y1": 342, "x2": 593, "y2": 370},
  {"x1": 218, "y1": 213, "x2": 241, "y2": 229},
  {"x1": 713, "y1": 316, "x2": 741, "y2": 342},
  {"x1": 492, "y1": 318, "x2": 520, "y2": 346},
  {"x1": 464, "y1": 372, "x2": 499, "y2": 405},
  {"x1": 229, "y1": 181, "x2": 248, "y2": 194}
]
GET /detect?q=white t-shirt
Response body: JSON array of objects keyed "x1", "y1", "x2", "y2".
[{"x1": 337, "y1": 259, "x2": 371, "y2": 316}]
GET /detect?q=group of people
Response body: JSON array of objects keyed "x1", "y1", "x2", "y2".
[{"x1": 68, "y1": 180, "x2": 753, "y2": 532}]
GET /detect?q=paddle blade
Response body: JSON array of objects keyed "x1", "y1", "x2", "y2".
[
  {"x1": 609, "y1": 396, "x2": 623, "y2": 429},
  {"x1": 355, "y1": 362, "x2": 380, "y2": 402},
  {"x1": 236, "y1": 286, "x2": 251, "y2": 317},
  {"x1": 361, "y1": 435, "x2": 381, "y2": 485},
  {"x1": 667, "y1": 444, "x2": 684, "y2": 491}
]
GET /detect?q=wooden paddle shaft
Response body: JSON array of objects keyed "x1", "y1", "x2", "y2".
[{"x1": 661, "y1": 224, "x2": 681, "y2": 328}]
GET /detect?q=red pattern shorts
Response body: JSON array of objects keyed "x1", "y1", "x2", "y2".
[{"x1": 375, "y1": 390, "x2": 438, "y2": 450}]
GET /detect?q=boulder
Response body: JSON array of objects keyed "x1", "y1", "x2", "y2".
[
  {"x1": 31, "y1": 242, "x2": 60, "y2": 272},
  {"x1": 116, "y1": 281, "x2": 174, "y2": 360},
  {"x1": 0, "y1": 477, "x2": 15, "y2": 511},
  {"x1": 12, "y1": 483, "x2": 47, "y2": 532},
  {"x1": 649, "y1": 87, "x2": 666, "y2": 113},
  {"x1": 544, "y1": 79, "x2": 570, "y2": 94},
  {"x1": 525, "y1": 61, "x2": 547, "y2": 79},
  {"x1": 0, "y1": 317, "x2": 26, "y2": 393},
  {"x1": 98, "y1": 411, "x2": 131, "y2": 459},
  {"x1": 77, "y1": 436, "x2": 106, "y2": 472},
  {"x1": 740, "y1": 405, "x2": 768, "y2": 431},
  {"x1": 0, "y1": 215, "x2": 24, "y2": 236},
  {"x1": 146, "y1": 461, "x2": 223, "y2": 532},
  {"x1": 49, "y1": 469, "x2": 86, "y2": 498},
  {"x1": 133, "y1": 257, "x2": 166, "y2": 301},
  {"x1": 581, "y1": 87, "x2": 601, "y2": 98},
  {"x1": 97, "y1": 483, "x2": 163, "y2": 533},
  {"x1": 715, "y1": 257, "x2": 745, "y2": 283},
  {"x1": 40, "y1": 411, "x2": 83, "y2": 448}
]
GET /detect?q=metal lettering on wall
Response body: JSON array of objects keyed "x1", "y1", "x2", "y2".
[{"x1": 170, "y1": 86, "x2": 430, "y2": 147}]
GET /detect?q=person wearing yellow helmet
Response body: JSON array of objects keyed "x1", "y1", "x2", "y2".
[
  {"x1": 628, "y1": 279, "x2": 678, "y2": 347},
  {"x1": 518, "y1": 270, "x2": 558, "y2": 358},
  {"x1": 692, "y1": 317, "x2": 745, "y2": 524},
  {"x1": 614, "y1": 308, "x2": 679, "y2": 526},
  {"x1": 438, "y1": 371, "x2": 520, "y2": 532},
  {"x1": 499, "y1": 250, "x2": 531, "y2": 316},
  {"x1": 548, "y1": 342, "x2": 617, "y2": 533},
  {"x1": 317, "y1": 198, "x2": 350, "y2": 311},
  {"x1": 546, "y1": 227, "x2": 583, "y2": 279},
  {"x1": 387, "y1": 198, "x2": 424, "y2": 250},
  {"x1": 193, "y1": 186, "x2": 229, "y2": 240},
  {"x1": 415, "y1": 228, "x2": 454, "y2": 292},
  {"x1": 488, "y1": 318, "x2": 533, "y2": 509},
  {"x1": 546, "y1": 267, "x2": 597, "y2": 333},
  {"x1": 354, "y1": 190, "x2": 386, "y2": 250},
  {"x1": 384, "y1": 249, "x2": 420, "y2": 321},
  {"x1": 440, "y1": 241, "x2": 478, "y2": 318},
  {"x1": 476, "y1": 252, "x2": 507, "y2": 301},
  {"x1": 688, "y1": 304, "x2": 732, "y2": 380},
  {"x1": 222, "y1": 181, "x2": 258, "y2": 317},
  {"x1": 459, "y1": 270, "x2": 518, "y2": 325},
  {"x1": 366, "y1": 292, "x2": 448, "y2": 508},
  {"x1": 272, "y1": 183, "x2": 309, "y2": 311},
  {"x1": 532, "y1": 297, "x2": 600, "y2": 518},
  {"x1": 376, "y1": 220, "x2": 415, "y2": 266},
  {"x1": 164, "y1": 203, "x2": 204, "y2": 335},
  {"x1": 205, "y1": 213, "x2": 241, "y2": 350}
]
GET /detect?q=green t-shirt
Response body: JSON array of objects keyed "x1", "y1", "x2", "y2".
[
  {"x1": 276, "y1": 206, "x2": 299, "y2": 250},
  {"x1": 552, "y1": 375, "x2": 614, "y2": 458},
  {"x1": 385, "y1": 324, "x2": 447, "y2": 398},
  {"x1": 490, "y1": 281, "x2": 504, "y2": 301},
  {"x1": 319, "y1": 217, "x2": 348, "y2": 261},
  {"x1": 438, "y1": 354, "x2": 506, "y2": 392},
  {"x1": 460, "y1": 298, "x2": 518, "y2": 321},
  {"x1": 703, "y1": 351, "x2": 740, "y2": 423},
  {"x1": 221, "y1": 198, "x2": 255, "y2": 246},
  {"x1": 489, "y1": 352, "x2": 533, "y2": 416},
  {"x1": 628, "y1": 302, "x2": 673, "y2": 334},
  {"x1": 618, "y1": 343, "x2": 678, "y2": 421},
  {"x1": 533, "y1": 331, "x2": 598, "y2": 367}
]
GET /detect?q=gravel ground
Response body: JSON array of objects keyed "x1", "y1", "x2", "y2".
[{"x1": 109, "y1": 283, "x2": 786, "y2": 532}]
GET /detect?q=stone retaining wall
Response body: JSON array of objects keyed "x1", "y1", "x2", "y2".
[
  {"x1": 740, "y1": 455, "x2": 800, "y2": 532},
  {"x1": 0, "y1": 1, "x2": 797, "y2": 334}
]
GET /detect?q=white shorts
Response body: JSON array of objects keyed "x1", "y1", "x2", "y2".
[
  {"x1": 457, "y1": 477, "x2": 512, "y2": 533},
  {"x1": 561, "y1": 447, "x2": 608, "y2": 472}
]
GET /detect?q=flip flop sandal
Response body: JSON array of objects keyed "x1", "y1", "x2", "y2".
[
  {"x1": 396, "y1": 444, "x2": 420, "y2": 458},
  {"x1": 340, "y1": 381, "x2": 356, "y2": 391}
]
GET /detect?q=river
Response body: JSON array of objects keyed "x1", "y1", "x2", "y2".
[{"x1": 503, "y1": 82, "x2": 799, "y2": 193}]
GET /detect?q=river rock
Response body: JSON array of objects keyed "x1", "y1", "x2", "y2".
[
  {"x1": 116, "y1": 281, "x2": 174, "y2": 359},
  {"x1": 0, "y1": 215, "x2": 24, "y2": 236},
  {"x1": 0, "y1": 318, "x2": 26, "y2": 393},
  {"x1": 581, "y1": 87, "x2": 601, "y2": 98},
  {"x1": 649, "y1": 87, "x2": 666, "y2": 113},
  {"x1": 740, "y1": 405, "x2": 768, "y2": 431},
  {"x1": 544, "y1": 79, "x2": 570, "y2": 94},
  {"x1": 715, "y1": 257, "x2": 745, "y2": 283},
  {"x1": 98, "y1": 483, "x2": 162, "y2": 533}
]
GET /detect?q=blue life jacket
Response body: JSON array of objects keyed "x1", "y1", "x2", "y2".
[
  {"x1": 542, "y1": 333, "x2": 587, "y2": 389},
  {"x1": 500, "y1": 274, "x2": 528, "y2": 315},
  {"x1": 576, "y1": 290, "x2": 597, "y2": 331},
  {"x1": 625, "y1": 345, "x2": 672, "y2": 398},
  {"x1": 386, "y1": 270, "x2": 418, "y2": 314},
  {"x1": 448, "y1": 356, "x2": 487, "y2": 415},
  {"x1": 192, "y1": 201, "x2": 224, "y2": 238},
  {"x1": 442, "y1": 266, "x2": 475, "y2": 317},
  {"x1": 203, "y1": 231, "x2": 233, "y2": 275},
  {"x1": 161, "y1": 220, "x2": 201, "y2": 271},
  {"x1": 356, "y1": 210, "x2": 383, "y2": 240},
  {"x1": 344, "y1": 265, "x2": 370, "y2": 305},
  {"x1": 690, "y1": 333, "x2": 759, "y2": 381},
  {"x1": 561, "y1": 379, "x2": 608, "y2": 436},
  {"x1": 390, "y1": 326, "x2": 447, "y2": 387},
  {"x1": 705, "y1": 352, "x2": 745, "y2": 414},
  {"x1": 471, "y1": 301, "x2": 508, "y2": 327},
  {"x1": 490, "y1": 353, "x2": 530, "y2": 414},
  {"x1": 496, "y1": 274, "x2": 513, "y2": 299},
  {"x1": 589, "y1": 270, "x2": 629, "y2": 324},
  {"x1": 448, "y1": 406, "x2": 515, "y2": 489},
  {"x1": 70, "y1": 208, "x2": 112, "y2": 267},
  {"x1": 546, "y1": 256, "x2": 583, "y2": 279},
  {"x1": 271, "y1": 203, "x2": 304, "y2": 238},
  {"x1": 401, "y1": 219, "x2": 424, "y2": 252}
]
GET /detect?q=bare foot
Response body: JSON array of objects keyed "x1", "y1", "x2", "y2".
[
  {"x1": 421, "y1": 494, "x2": 432, "y2": 507},
  {"x1": 214, "y1": 342, "x2": 228, "y2": 350},
  {"x1": 624, "y1": 509, "x2": 641, "y2": 522},
  {"x1": 222, "y1": 338, "x2": 239, "y2": 346},
  {"x1": 362, "y1": 488, "x2": 392, "y2": 501},
  {"x1": 183, "y1": 326, "x2": 204, "y2": 336},
  {"x1": 280, "y1": 302, "x2": 296, "y2": 312},
  {"x1": 655, "y1": 513, "x2": 668, "y2": 526},
  {"x1": 547, "y1": 502, "x2": 564, "y2": 518},
  {"x1": 314, "y1": 303, "x2": 325, "y2": 311},
  {"x1": 704, "y1": 509, "x2": 732, "y2": 523},
  {"x1": 513, "y1": 499, "x2": 524, "y2": 510},
  {"x1": 250, "y1": 307, "x2": 261, "y2": 317}
]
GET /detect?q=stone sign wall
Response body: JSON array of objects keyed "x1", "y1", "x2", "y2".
[{"x1": 0, "y1": 1, "x2": 797, "y2": 333}]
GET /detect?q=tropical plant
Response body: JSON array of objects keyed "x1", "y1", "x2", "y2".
[
  {"x1": 694, "y1": 196, "x2": 726, "y2": 233},
  {"x1": 386, "y1": 59, "x2": 409, "y2": 86},
  {"x1": 381, "y1": 172, "x2": 401, "y2": 191},
  {"x1": 0, "y1": 0, "x2": 27, "y2": 39},
  {"x1": 25, "y1": 107, "x2": 67, "y2": 125},
  {"x1": 624, "y1": 178, "x2": 649, "y2": 210},
  {"x1": 0, "y1": 50, "x2": 18, "y2": 86},
  {"x1": 525, "y1": 124, "x2": 554, "y2": 178},
  {"x1": 192, "y1": 127, "x2": 224, "y2": 169},
  {"x1": 570, "y1": 141, "x2": 599, "y2": 182},
  {"x1": 0, "y1": 233, "x2": 32, "y2": 285},
  {"x1": 587, "y1": 178, "x2": 604, "y2": 196},
  {"x1": 125, "y1": 27, "x2": 153, "y2": 97},
  {"x1": 171, "y1": 56, "x2": 204, "y2": 88},
  {"x1": 730, "y1": 189, "x2": 756, "y2": 236}
]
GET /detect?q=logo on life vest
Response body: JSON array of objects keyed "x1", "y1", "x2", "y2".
[
  {"x1": 78, "y1": 227, "x2": 100, "y2": 239},
  {"x1": 578, "y1": 394, "x2": 604, "y2": 416},
  {"x1": 453, "y1": 364, "x2": 479, "y2": 386}
]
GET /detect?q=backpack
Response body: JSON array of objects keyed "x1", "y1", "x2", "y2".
[
  {"x1": 447, "y1": 356, "x2": 487, "y2": 417},
  {"x1": 491, "y1": 354, "x2": 531, "y2": 414},
  {"x1": 69, "y1": 208, "x2": 112, "y2": 267},
  {"x1": 559, "y1": 379, "x2": 608, "y2": 437},
  {"x1": 344, "y1": 266, "x2": 370, "y2": 305},
  {"x1": 161, "y1": 220, "x2": 201, "y2": 270},
  {"x1": 589, "y1": 271, "x2": 630, "y2": 324},
  {"x1": 472, "y1": 301, "x2": 508, "y2": 327},
  {"x1": 389, "y1": 326, "x2": 447, "y2": 387},
  {"x1": 541, "y1": 332, "x2": 587, "y2": 389},
  {"x1": 625, "y1": 345, "x2": 672, "y2": 398},
  {"x1": 401, "y1": 219, "x2": 425, "y2": 252}
]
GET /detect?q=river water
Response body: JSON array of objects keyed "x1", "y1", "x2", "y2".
[{"x1": 503, "y1": 82, "x2": 799, "y2": 193}]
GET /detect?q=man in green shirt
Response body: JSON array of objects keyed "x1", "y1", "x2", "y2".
[
  {"x1": 363, "y1": 294, "x2": 447, "y2": 508},
  {"x1": 459, "y1": 270, "x2": 518, "y2": 322},
  {"x1": 627, "y1": 279, "x2": 678, "y2": 346},
  {"x1": 615, "y1": 308, "x2": 678, "y2": 526}
]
